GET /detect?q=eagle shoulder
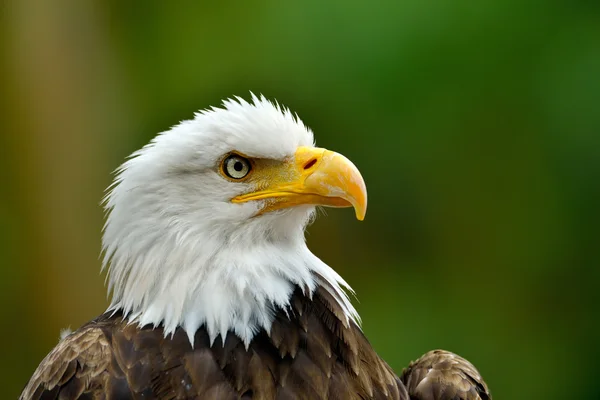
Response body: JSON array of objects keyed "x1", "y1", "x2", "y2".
[
  {"x1": 400, "y1": 350, "x2": 491, "y2": 400},
  {"x1": 20, "y1": 319, "x2": 120, "y2": 400}
]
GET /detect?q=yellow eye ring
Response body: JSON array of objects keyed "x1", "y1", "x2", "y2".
[{"x1": 221, "y1": 154, "x2": 252, "y2": 180}]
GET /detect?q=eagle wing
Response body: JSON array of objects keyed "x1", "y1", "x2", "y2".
[
  {"x1": 400, "y1": 350, "x2": 491, "y2": 400},
  {"x1": 20, "y1": 324, "x2": 125, "y2": 400}
]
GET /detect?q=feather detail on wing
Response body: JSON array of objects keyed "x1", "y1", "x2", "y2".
[
  {"x1": 400, "y1": 349, "x2": 491, "y2": 400},
  {"x1": 20, "y1": 325, "x2": 119, "y2": 400}
]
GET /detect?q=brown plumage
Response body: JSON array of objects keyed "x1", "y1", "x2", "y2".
[
  {"x1": 22, "y1": 282, "x2": 492, "y2": 400},
  {"x1": 21, "y1": 283, "x2": 405, "y2": 400}
]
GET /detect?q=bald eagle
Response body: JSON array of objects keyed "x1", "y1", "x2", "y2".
[{"x1": 21, "y1": 95, "x2": 491, "y2": 400}]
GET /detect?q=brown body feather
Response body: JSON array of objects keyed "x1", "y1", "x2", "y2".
[
  {"x1": 22, "y1": 285, "x2": 491, "y2": 400},
  {"x1": 21, "y1": 284, "x2": 406, "y2": 400}
]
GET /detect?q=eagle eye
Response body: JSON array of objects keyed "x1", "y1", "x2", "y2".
[{"x1": 222, "y1": 154, "x2": 252, "y2": 180}]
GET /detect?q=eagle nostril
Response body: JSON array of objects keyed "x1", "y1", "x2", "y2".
[{"x1": 303, "y1": 158, "x2": 317, "y2": 170}]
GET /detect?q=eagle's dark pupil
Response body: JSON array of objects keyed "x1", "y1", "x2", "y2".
[{"x1": 234, "y1": 161, "x2": 243, "y2": 172}]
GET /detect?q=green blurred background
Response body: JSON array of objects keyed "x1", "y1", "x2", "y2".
[{"x1": 1, "y1": 0, "x2": 599, "y2": 398}]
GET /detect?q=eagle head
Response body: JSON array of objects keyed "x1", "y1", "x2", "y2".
[{"x1": 102, "y1": 94, "x2": 365, "y2": 346}]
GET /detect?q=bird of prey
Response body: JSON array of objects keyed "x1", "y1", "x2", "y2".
[{"x1": 21, "y1": 95, "x2": 491, "y2": 399}]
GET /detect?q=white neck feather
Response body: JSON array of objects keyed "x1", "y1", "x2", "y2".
[{"x1": 103, "y1": 203, "x2": 359, "y2": 347}]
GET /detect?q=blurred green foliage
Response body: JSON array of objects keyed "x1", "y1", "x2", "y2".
[{"x1": 1, "y1": 0, "x2": 599, "y2": 398}]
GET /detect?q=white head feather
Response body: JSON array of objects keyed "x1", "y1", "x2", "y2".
[{"x1": 102, "y1": 94, "x2": 359, "y2": 347}]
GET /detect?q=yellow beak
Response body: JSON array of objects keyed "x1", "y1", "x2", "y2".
[{"x1": 232, "y1": 146, "x2": 367, "y2": 220}]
